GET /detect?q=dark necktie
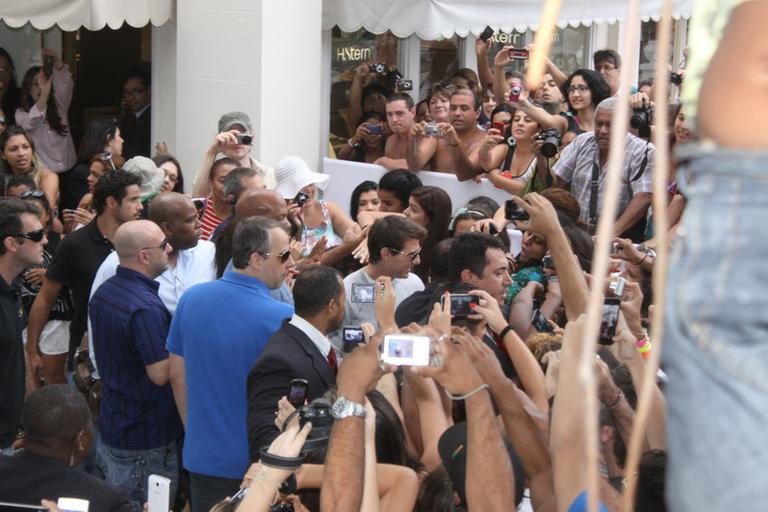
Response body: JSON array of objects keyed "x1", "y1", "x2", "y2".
[{"x1": 327, "y1": 348, "x2": 338, "y2": 375}]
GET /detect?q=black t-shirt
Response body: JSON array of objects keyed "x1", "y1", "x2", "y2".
[
  {"x1": 0, "y1": 277, "x2": 25, "y2": 448},
  {"x1": 60, "y1": 161, "x2": 90, "y2": 213},
  {"x1": 46, "y1": 219, "x2": 114, "y2": 359},
  {"x1": 0, "y1": 450, "x2": 132, "y2": 511}
]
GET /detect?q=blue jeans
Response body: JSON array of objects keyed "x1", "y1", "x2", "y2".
[
  {"x1": 664, "y1": 147, "x2": 768, "y2": 511},
  {"x1": 98, "y1": 439, "x2": 179, "y2": 507}
]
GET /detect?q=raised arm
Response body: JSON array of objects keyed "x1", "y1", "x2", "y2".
[
  {"x1": 475, "y1": 37, "x2": 494, "y2": 88},
  {"x1": 191, "y1": 130, "x2": 239, "y2": 197},
  {"x1": 515, "y1": 93, "x2": 568, "y2": 133}
]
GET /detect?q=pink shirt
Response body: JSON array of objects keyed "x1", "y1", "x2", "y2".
[{"x1": 15, "y1": 66, "x2": 76, "y2": 173}]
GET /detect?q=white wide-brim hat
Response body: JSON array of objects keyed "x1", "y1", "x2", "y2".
[
  {"x1": 122, "y1": 156, "x2": 166, "y2": 201},
  {"x1": 274, "y1": 156, "x2": 330, "y2": 199}
]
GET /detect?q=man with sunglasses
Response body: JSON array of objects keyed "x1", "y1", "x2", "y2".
[
  {"x1": 0, "y1": 197, "x2": 46, "y2": 455},
  {"x1": 330, "y1": 215, "x2": 426, "y2": 352},
  {"x1": 166, "y1": 217, "x2": 293, "y2": 511},
  {"x1": 89, "y1": 219, "x2": 181, "y2": 504}
]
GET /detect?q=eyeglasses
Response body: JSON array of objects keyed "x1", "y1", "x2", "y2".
[
  {"x1": 139, "y1": 239, "x2": 169, "y2": 253},
  {"x1": 567, "y1": 85, "x2": 590, "y2": 94},
  {"x1": 596, "y1": 63, "x2": 618, "y2": 72},
  {"x1": 261, "y1": 248, "x2": 292, "y2": 263},
  {"x1": 389, "y1": 247, "x2": 421, "y2": 261},
  {"x1": 19, "y1": 190, "x2": 45, "y2": 200},
  {"x1": 6, "y1": 229, "x2": 46, "y2": 243}
]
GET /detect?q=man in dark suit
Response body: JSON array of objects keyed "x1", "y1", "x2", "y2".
[
  {"x1": 247, "y1": 265, "x2": 344, "y2": 460},
  {"x1": 119, "y1": 66, "x2": 151, "y2": 158}
]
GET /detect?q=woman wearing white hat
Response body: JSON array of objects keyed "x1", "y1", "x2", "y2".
[{"x1": 274, "y1": 156, "x2": 357, "y2": 259}]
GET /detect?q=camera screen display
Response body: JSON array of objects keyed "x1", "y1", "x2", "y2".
[
  {"x1": 505, "y1": 200, "x2": 530, "y2": 221},
  {"x1": 288, "y1": 379, "x2": 308, "y2": 408},
  {"x1": 351, "y1": 283, "x2": 375, "y2": 303},
  {"x1": 382, "y1": 335, "x2": 431, "y2": 366},
  {"x1": 599, "y1": 298, "x2": 621, "y2": 345},
  {"x1": 343, "y1": 326, "x2": 364, "y2": 344},
  {"x1": 443, "y1": 294, "x2": 479, "y2": 317}
]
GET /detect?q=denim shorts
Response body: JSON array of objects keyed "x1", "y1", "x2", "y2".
[
  {"x1": 97, "y1": 438, "x2": 179, "y2": 508},
  {"x1": 664, "y1": 146, "x2": 768, "y2": 511}
]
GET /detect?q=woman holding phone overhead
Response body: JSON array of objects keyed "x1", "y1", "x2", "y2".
[{"x1": 15, "y1": 49, "x2": 76, "y2": 174}]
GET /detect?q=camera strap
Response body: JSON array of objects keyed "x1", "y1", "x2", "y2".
[{"x1": 502, "y1": 138, "x2": 516, "y2": 171}]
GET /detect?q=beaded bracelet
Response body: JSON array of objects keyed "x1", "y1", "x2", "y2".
[
  {"x1": 445, "y1": 384, "x2": 489, "y2": 401},
  {"x1": 636, "y1": 336, "x2": 652, "y2": 359}
]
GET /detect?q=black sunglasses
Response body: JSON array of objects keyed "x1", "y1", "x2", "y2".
[
  {"x1": 7, "y1": 229, "x2": 46, "y2": 243},
  {"x1": 19, "y1": 189, "x2": 45, "y2": 200}
]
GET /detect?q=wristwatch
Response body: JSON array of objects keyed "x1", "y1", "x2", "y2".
[
  {"x1": 331, "y1": 396, "x2": 366, "y2": 420},
  {"x1": 347, "y1": 138, "x2": 360, "y2": 148}
]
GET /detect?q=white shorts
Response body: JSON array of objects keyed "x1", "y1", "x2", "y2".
[{"x1": 22, "y1": 320, "x2": 71, "y2": 356}]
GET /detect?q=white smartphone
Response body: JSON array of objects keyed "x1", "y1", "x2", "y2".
[
  {"x1": 56, "y1": 498, "x2": 89, "y2": 512},
  {"x1": 147, "y1": 474, "x2": 171, "y2": 512},
  {"x1": 382, "y1": 334, "x2": 431, "y2": 366}
]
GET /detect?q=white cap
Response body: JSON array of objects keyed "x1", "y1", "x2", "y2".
[{"x1": 274, "y1": 156, "x2": 330, "y2": 199}]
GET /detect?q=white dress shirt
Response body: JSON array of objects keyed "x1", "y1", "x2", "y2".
[{"x1": 289, "y1": 314, "x2": 333, "y2": 361}]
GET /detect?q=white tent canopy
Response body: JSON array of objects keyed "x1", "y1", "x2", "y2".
[
  {"x1": 323, "y1": 0, "x2": 692, "y2": 39},
  {"x1": 0, "y1": 0, "x2": 174, "y2": 31}
]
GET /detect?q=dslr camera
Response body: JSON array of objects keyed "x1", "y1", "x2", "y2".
[
  {"x1": 297, "y1": 398, "x2": 334, "y2": 454},
  {"x1": 537, "y1": 128, "x2": 562, "y2": 158},
  {"x1": 630, "y1": 107, "x2": 652, "y2": 138}
]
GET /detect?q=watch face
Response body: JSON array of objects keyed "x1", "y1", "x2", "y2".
[{"x1": 332, "y1": 398, "x2": 350, "y2": 419}]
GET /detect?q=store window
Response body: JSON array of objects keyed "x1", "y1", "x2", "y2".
[
  {"x1": 638, "y1": 20, "x2": 676, "y2": 83},
  {"x1": 483, "y1": 30, "x2": 530, "y2": 76},
  {"x1": 330, "y1": 27, "x2": 400, "y2": 147},
  {"x1": 419, "y1": 36, "x2": 460, "y2": 100},
  {"x1": 547, "y1": 25, "x2": 591, "y2": 75}
]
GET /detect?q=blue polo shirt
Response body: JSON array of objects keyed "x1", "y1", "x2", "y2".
[
  {"x1": 89, "y1": 266, "x2": 181, "y2": 451},
  {"x1": 166, "y1": 270, "x2": 293, "y2": 479}
]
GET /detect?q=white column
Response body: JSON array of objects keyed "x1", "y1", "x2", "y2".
[
  {"x1": 151, "y1": 22, "x2": 177, "y2": 158},
  {"x1": 174, "y1": 0, "x2": 323, "y2": 185}
]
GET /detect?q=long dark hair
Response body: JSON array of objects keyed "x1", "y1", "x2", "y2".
[
  {"x1": 409, "y1": 186, "x2": 452, "y2": 282},
  {"x1": 153, "y1": 154, "x2": 185, "y2": 193},
  {"x1": 0, "y1": 48, "x2": 21, "y2": 124},
  {"x1": 562, "y1": 69, "x2": 611, "y2": 114},
  {"x1": 77, "y1": 118, "x2": 119, "y2": 163},
  {"x1": 20, "y1": 66, "x2": 67, "y2": 135},
  {"x1": 349, "y1": 180, "x2": 378, "y2": 221}
]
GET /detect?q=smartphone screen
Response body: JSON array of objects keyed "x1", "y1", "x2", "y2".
[
  {"x1": 598, "y1": 298, "x2": 621, "y2": 345},
  {"x1": 504, "y1": 200, "x2": 529, "y2": 221},
  {"x1": 442, "y1": 294, "x2": 479, "y2": 317},
  {"x1": 351, "y1": 283, "x2": 375, "y2": 303},
  {"x1": 287, "y1": 378, "x2": 309, "y2": 409},
  {"x1": 382, "y1": 334, "x2": 431, "y2": 366}
]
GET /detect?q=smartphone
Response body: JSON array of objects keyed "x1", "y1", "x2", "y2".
[
  {"x1": 479, "y1": 26, "x2": 494, "y2": 42},
  {"x1": 146, "y1": 475, "x2": 170, "y2": 512},
  {"x1": 598, "y1": 298, "x2": 621, "y2": 345},
  {"x1": 351, "y1": 283, "x2": 375, "y2": 303},
  {"x1": 504, "y1": 200, "x2": 530, "y2": 221},
  {"x1": 43, "y1": 55, "x2": 55, "y2": 79},
  {"x1": 228, "y1": 487, "x2": 249, "y2": 508},
  {"x1": 0, "y1": 502, "x2": 47, "y2": 511},
  {"x1": 491, "y1": 121, "x2": 506, "y2": 133},
  {"x1": 508, "y1": 48, "x2": 530, "y2": 60},
  {"x1": 57, "y1": 498, "x2": 90, "y2": 512},
  {"x1": 441, "y1": 293, "x2": 480, "y2": 317},
  {"x1": 287, "y1": 378, "x2": 309, "y2": 409},
  {"x1": 367, "y1": 124, "x2": 383, "y2": 135},
  {"x1": 609, "y1": 276, "x2": 626, "y2": 299},
  {"x1": 531, "y1": 309, "x2": 554, "y2": 333},
  {"x1": 542, "y1": 254, "x2": 555, "y2": 271},
  {"x1": 382, "y1": 334, "x2": 430, "y2": 366},
  {"x1": 191, "y1": 197, "x2": 206, "y2": 212}
]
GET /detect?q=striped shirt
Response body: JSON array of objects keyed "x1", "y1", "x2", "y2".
[
  {"x1": 89, "y1": 266, "x2": 181, "y2": 450},
  {"x1": 199, "y1": 196, "x2": 224, "y2": 241}
]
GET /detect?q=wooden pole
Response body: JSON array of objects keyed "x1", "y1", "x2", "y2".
[{"x1": 526, "y1": 0, "x2": 563, "y2": 89}]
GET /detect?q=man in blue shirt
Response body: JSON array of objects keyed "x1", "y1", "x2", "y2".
[
  {"x1": 167, "y1": 216, "x2": 294, "y2": 512},
  {"x1": 89, "y1": 219, "x2": 181, "y2": 505}
]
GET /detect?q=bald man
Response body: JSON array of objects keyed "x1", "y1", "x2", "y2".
[
  {"x1": 210, "y1": 188, "x2": 290, "y2": 243},
  {"x1": 88, "y1": 220, "x2": 182, "y2": 505}
]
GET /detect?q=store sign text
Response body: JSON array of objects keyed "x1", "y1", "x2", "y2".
[{"x1": 336, "y1": 46, "x2": 372, "y2": 62}]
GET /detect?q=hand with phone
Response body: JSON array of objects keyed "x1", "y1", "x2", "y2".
[
  {"x1": 513, "y1": 193, "x2": 561, "y2": 239},
  {"x1": 465, "y1": 289, "x2": 507, "y2": 334},
  {"x1": 618, "y1": 280, "x2": 645, "y2": 339},
  {"x1": 410, "y1": 328, "x2": 484, "y2": 396}
]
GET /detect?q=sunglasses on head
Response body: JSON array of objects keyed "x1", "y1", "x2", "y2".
[
  {"x1": 101, "y1": 152, "x2": 116, "y2": 171},
  {"x1": 20, "y1": 190, "x2": 45, "y2": 200},
  {"x1": 5, "y1": 229, "x2": 45, "y2": 243}
]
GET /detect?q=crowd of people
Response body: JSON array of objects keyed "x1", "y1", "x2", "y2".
[{"x1": 0, "y1": 10, "x2": 746, "y2": 510}]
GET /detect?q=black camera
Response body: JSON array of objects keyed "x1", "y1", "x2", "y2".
[
  {"x1": 537, "y1": 128, "x2": 561, "y2": 158},
  {"x1": 669, "y1": 72, "x2": 683, "y2": 86},
  {"x1": 504, "y1": 200, "x2": 529, "y2": 221},
  {"x1": 369, "y1": 62, "x2": 386, "y2": 74},
  {"x1": 297, "y1": 398, "x2": 334, "y2": 454},
  {"x1": 294, "y1": 191, "x2": 309, "y2": 206},
  {"x1": 630, "y1": 107, "x2": 652, "y2": 138},
  {"x1": 270, "y1": 503, "x2": 294, "y2": 512},
  {"x1": 397, "y1": 79, "x2": 413, "y2": 91},
  {"x1": 236, "y1": 133, "x2": 253, "y2": 145}
]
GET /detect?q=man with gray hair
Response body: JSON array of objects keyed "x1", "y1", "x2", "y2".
[
  {"x1": 552, "y1": 97, "x2": 654, "y2": 241},
  {"x1": 166, "y1": 216, "x2": 294, "y2": 511},
  {"x1": 89, "y1": 219, "x2": 181, "y2": 505}
]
